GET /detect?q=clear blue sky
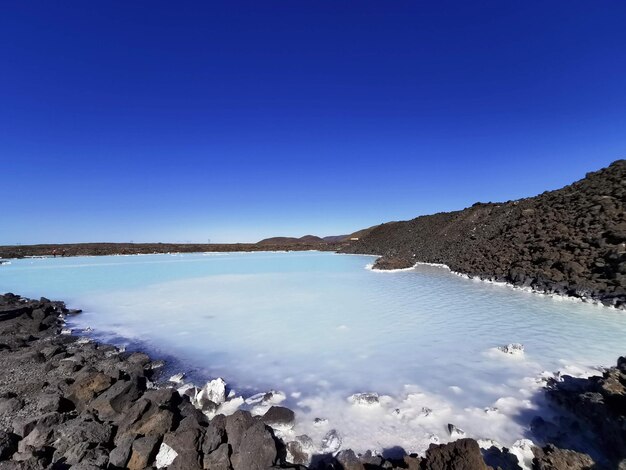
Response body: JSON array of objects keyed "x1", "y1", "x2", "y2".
[{"x1": 1, "y1": 1, "x2": 625, "y2": 244}]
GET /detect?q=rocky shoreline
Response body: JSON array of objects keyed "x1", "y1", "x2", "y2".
[
  {"x1": 1, "y1": 293, "x2": 624, "y2": 470},
  {"x1": 342, "y1": 160, "x2": 626, "y2": 309},
  {"x1": 0, "y1": 243, "x2": 345, "y2": 261}
]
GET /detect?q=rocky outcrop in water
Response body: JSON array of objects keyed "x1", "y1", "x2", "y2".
[
  {"x1": 541, "y1": 357, "x2": 626, "y2": 469},
  {"x1": 342, "y1": 160, "x2": 626, "y2": 308},
  {"x1": 0, "y1": 293, "x2": 507, "y2": 469}
]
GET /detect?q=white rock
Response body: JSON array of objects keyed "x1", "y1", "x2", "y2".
[
  {"x1": 176, "y1": 383, "x2": 195, "y2": 393},
  {"x1": 348, "y1": 392, "x2": 380, "y2": 406},
  {"x1": 155, "y1": 442, "x2": 178, "y2": 468},
  {"x1": 245, "y1": 393, "x2": 265, "y2": 405},
  {"x1": 510, "y1": 439, "x2": 535, "y2": 470},
  {"x1": 321, "y1": 429, "x2": 342, "y2": 453},
  {"x1": 169, "y1": 372, "x2": 185, "y2": 384},
  {"x1": 498, "y1": 343, "x2": 525, "y2": 355},
  {"x1": 477, "y1": 439, "x2": 502, "y2": 449},
  {"x1": 60, "y1": 328, "x2": 72, "y2": 335},
  {"x1": 197, "y1": 377, "x2": 227, "y2": 406},
  {"x1": 245, "y1": 390, "x2": 286, "y2": 406},
  {"x1": 447, "y1": 423, "x2": 465, "y2": 438},
  {"x1": 420, "y1": 407, "x2": 433, "y2": 417}
]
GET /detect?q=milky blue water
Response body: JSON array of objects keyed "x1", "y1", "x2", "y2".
[{"x1": 1, "y1": 251, "x2": 624, "y2": 457}]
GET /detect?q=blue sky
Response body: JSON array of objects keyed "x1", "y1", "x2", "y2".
[{"x1": 1, "y1": 1, "x2": 625, "y2": 244}]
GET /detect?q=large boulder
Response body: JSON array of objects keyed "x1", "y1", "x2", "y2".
[
  {"x1": 532, "y1": 445, "x2": 595, "y2": 470},
  {"x1": 114, "y1": 397, "x2": 152, "y2": 442},
  {"x1": 224, "y1": 410, "x2": 255, "y2": 451},
  {"x1": 59, "y1": 441, "x2": 109, "y2": 467},
  {"x1": 132, "y1": 408, "x2": 175, "y2": 437},
  {"x1": 230, "y1": 421, "x2": 278, "y2": 470},
  {"x1": 422, "y1": 438, "x2": 491, "y2": 470},
  {"x1": 336, "y1": 449, "x2": 365, "y2": 470},
  {"x1": 0, "y1": 431, "x2": 18, "y2": 460},
  {"x1": 126, "y1": 352, "x2": 151, "y2": 367},
  {"x1": 52, "y1": 413, "x2": 113, "y2": 458},
  {"x1": 12, "y1": 412, "x2": 62, "y2": 439},
  {"x1": 203, "y1": 443, "x2": 231, "y2": 470},
  {"x1": 285, "y1": 440, "x2": 309, "y2": 466},
  {"x1": 108, "y1": 435, "x2": 135, "y2": 468},
  {"x1": 262, "y1": 406, "x2": 295, "y2": 428},
  {"x1": 36, "y1": 390, "x2": 74, "y2": 413},
  {"x1": 202, "y1": 415, "x2": 227, "y2": 454},
  {"x1": 89, "y1": 376, "x2": 144, "y2": 419},
  {"x1": 143, "y1": 387, "x2": 182, "y2": 409},
  {"x1": 66, "y1": 371, "x2": 113, "y2": 410},
  {"x1": 127, "y1": 435, "x2": 161, "y2": 470},
  {"x1": 162, "y1": 428, "x2": 203, "y2": 469},
  {"x1": 17, "y1": 425, "x2": 54, "y2": 454}
]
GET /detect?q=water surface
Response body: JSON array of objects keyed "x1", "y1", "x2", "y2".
[{"x1": 1, "y1": 251, "x2": 624, "y2": 456}]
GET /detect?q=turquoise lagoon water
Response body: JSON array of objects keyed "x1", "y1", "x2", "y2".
[{"x1": 1, "y1": 251, "x2": 625, "y2": 458}]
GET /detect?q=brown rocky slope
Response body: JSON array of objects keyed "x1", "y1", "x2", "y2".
[{"x1": 342, "y1": 160, "x2": 626, "y2": 307}]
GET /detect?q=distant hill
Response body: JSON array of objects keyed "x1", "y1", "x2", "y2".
[
  {"x1": 257, "y1": 235, "x2": 325, "y2": 245},
  {"x1": 258, "y1": 230, "x2": 374, "y2": 245},
  {"x1": 322, "y1": 235, "x2": 349, "y2": 243},
  {"x1": 342, "y1": 160, "x2": 626, "y2": 308}
]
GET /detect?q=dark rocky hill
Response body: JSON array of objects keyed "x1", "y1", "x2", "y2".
[{"x1": 342, "y1": 160, "x2": 626, "y2": 307}]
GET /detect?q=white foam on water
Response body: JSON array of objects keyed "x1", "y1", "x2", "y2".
[
  {"x1": 1, "y1": 251, "x2": 625, "y2": 458},
  {"x1": 369, "y1": 259, "x2": 618, "y2": 309}
]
